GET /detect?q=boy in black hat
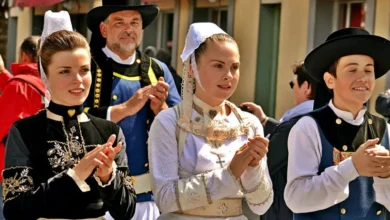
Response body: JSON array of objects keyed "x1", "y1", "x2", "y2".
[
  {"x1": 84, "y1": 1, "x2": 181, "y2": 219},
  {"x1": 284, "y1": 28, "x2": 390, "y2": 220}
]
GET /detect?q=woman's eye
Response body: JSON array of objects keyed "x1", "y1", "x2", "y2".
[{"x1": 59, "y1": 70, "x2": 70, "y2": 74}]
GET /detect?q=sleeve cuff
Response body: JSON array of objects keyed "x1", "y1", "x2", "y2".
[
  {"x1": 94, "y1": 161, "x2": 117, "y2": 187},
  {"x1": 67, "y1": 169, "x2": 91, "y2": 192},
  {"x1": 337, "y1": 157, "x2": 359, "y2": 182},
  {"x1": 106, "y1": 106, "x2": 113, "y2": 121},
  {"x1": 240, "y1": 165, "x2": 262, "y2": 191}
]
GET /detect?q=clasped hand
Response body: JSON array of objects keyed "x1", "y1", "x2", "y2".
[
  {"x1": 125, "y1": 77, "x2": 169, "y2": 115},
  {"x1": 73, "y1": 134, "x2": 122, "y2": 183},
  {"x1": 229, "y1": 135, "x2": 269, "y2": 179},
  {"x1": 352, "y1": 138, "x2": 390, "y2": 178}
]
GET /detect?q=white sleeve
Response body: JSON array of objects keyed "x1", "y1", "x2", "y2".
[
  {"x1": 284, "y1": 116, "x2": 359, "y2": 213},
  {"x1": 148, "y1": 109, "x2": 241, "y2": 213},
  {"x1": 240, "y1": 157, "x2": 273, "y2": 215},
  {"x1": 240, "y1": 113, "x2": 273, "y2": 215},
  {"x1": 106, "y1": 106, "x2": 112, "y2": 121},
  {"x1": 373, "y1": 123, "x2": 390, "y2": 211},
  {"x1": 66, "y1": 169, "x2": 91, "y2": 192}
]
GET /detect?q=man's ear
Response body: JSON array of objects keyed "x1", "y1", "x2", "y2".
[
  {"x1": 303, "y1": 81, "x2": 312, "y2": 97},
  {"x1": 100, "y1": 22, "x2": 108, "y2": 38},
  {"x1": 324, "y1": 72, "x2": 335, "y2": 89}
]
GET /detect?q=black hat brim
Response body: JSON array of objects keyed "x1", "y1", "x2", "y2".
[
  {"x1": 304, "y1": 35, "x2": 390, "y2": 83},
  {"x1": 86, "y1": 5, "x2": 159, "y2": 32}
]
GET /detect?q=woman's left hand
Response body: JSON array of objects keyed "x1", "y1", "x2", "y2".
[
  {"x1": 95, "y1": 134, "x2": 122, "y2": 183},
  {"x1": 247, "y1": 136, "x2": 269, "y2": 167}
]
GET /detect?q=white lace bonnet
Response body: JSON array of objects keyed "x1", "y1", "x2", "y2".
[
  {"x1": 39, "y1": 10, "x2": 74, "y2": 107},
  {"x1": 179, "y1": 23, "x2": 227, "y2": 125}
]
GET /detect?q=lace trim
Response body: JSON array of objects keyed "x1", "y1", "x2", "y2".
[
  {"x1": 242, "y1": 171, "x2": 273, "y2": 206},
  {"x1": 178, "y1": 102, "x2": 255, "y2": 143},
  {"x1": 246, "y1": 190, "x2": 273, "y2": 206}
]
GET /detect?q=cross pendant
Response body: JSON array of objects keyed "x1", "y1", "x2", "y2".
[{"x1": 216, "y1": 156, "x2": 225, "y2": 168}]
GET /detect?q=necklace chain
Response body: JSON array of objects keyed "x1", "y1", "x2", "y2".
[{"x1": 60, "y1": 117, "x2": 87, "y2": 161}]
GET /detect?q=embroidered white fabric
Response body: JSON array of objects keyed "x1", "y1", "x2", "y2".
[
  {"x1": 39, "y1": 10, "x2": 74, "y2": 107},
  {"x1": 148, "y1": 108, "x2": 274, "y2": 219}
]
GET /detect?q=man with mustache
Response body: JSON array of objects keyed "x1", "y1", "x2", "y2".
[{"x1": 84, "y1": 1, "x2": 181, "y2": 219}]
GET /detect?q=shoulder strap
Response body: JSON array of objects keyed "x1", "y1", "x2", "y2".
[{"x1": 173, "y1": 103, "x2": 188, "y2": 160}]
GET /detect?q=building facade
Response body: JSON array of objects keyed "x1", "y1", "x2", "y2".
[{"x1": 7, "y1": 0, "x2": 390, "y2": 119}]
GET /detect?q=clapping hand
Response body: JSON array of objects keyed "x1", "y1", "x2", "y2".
[
  {"x1": 149, "y1": 77, "x2": 169, "y2": 114},
  {"x1": 95, "y1": 134, "x2": 122, "y2": 183},
  {"x1": 352, "y1": 138, "x2": 390, "y2": 178},
  {"x1": 247, "y1": 135, "x2": 269, "y2": 167}
]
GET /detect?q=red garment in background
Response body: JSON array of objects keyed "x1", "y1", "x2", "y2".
[
  {"x1": 350, "y1": 3, "x2": 364, "y2": 28},
  {"x1": 0, "y1": 63, "x2": 45, "y2": 181}
]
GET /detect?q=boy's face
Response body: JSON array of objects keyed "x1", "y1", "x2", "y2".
[{"x1": 324, "y1": 54, "x2": 375, "y2": 106}]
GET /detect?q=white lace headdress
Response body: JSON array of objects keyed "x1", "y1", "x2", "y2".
[
  {"x1": 179, "y1": 22, "x2": 227, "y2": 126},
  {"x1": 39, "y1": 10, "x2": 73, "y2": 107}
]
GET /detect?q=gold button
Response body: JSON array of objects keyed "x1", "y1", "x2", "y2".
[
  {"x1": 97, "y1": 73, "x2": 102, "y2": 77},
  {"x1": 95, "y1": 89, "x2": 100, "y2": 93},
  {"x1": 146, "y1": 119, "x2": 150, "y2": 125},
  {"x1": 341, "y1": 208, "x2": 346, "y2": 214},
  {"x1": 113, "y1": 95, "x2": 118, "y2": 100},
  {"x1": 97, "y1": 78, "x2": 102, "y2": 83},
  {"x1": 94, "y1": 99, "x2": 99, "y2": 104},
  {"x1": 136, "y1": 59, "x2": 141, "y2": 64},
  {"x1": 368, "y1": 119, "x2": 373, "y2": 125},
  {"x1": 94, "y1": 105, "x2": 99, "y2": 108},
  {"x1": 336, "y1": 118, "x2": 342, "y2": 124},
  {"x1": 377, "y1": 210, "x2": 382, "y2": 215},
  {"x1": 97, "y1": 69, "x2": 102, "y2": 73},
  {"x1": 96, "y1": 83, "x2": 101, "y2": 88},
  {"x1": 342, "y1": 145, "x2": 348, "y2": 151},
  {"x1": 95, "y1": 94, "x2": 100, "y2": 98},
  {"x1": 144, "y1": 163, "x2": 149, "y2": 167}
]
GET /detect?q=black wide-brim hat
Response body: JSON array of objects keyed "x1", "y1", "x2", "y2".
[
  {"x1": 86, "y1": 4, "x2": 159, "y2": 32},
  {"x1": 304, "y1": 28, "x2": 390, "y2": 83}
]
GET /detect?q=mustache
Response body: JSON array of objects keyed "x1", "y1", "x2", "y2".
[{"x1": 120, "y1": 32, "x2": 136, "y2": 38}]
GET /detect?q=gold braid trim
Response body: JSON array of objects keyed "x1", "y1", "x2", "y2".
[
  {"x1": 201, "y1": 174, "x2": 212, "y2": 205},
  {"x1": 116, "y1": 167, "x2": 137, "y2": 198},
  {"x1": 174, "y1": 180, "x2": 183, "y2": 212},
  {"x1": 2, "y1": 166, "x2": 34, "y2": 204}
]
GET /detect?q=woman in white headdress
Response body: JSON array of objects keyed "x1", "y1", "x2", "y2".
[
  {"x1": 148, "y1": 23, "x2": 273, "y2": 220},
  {"x1": 2, "y1": 11, "x2": 136, "y2": 220}
]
